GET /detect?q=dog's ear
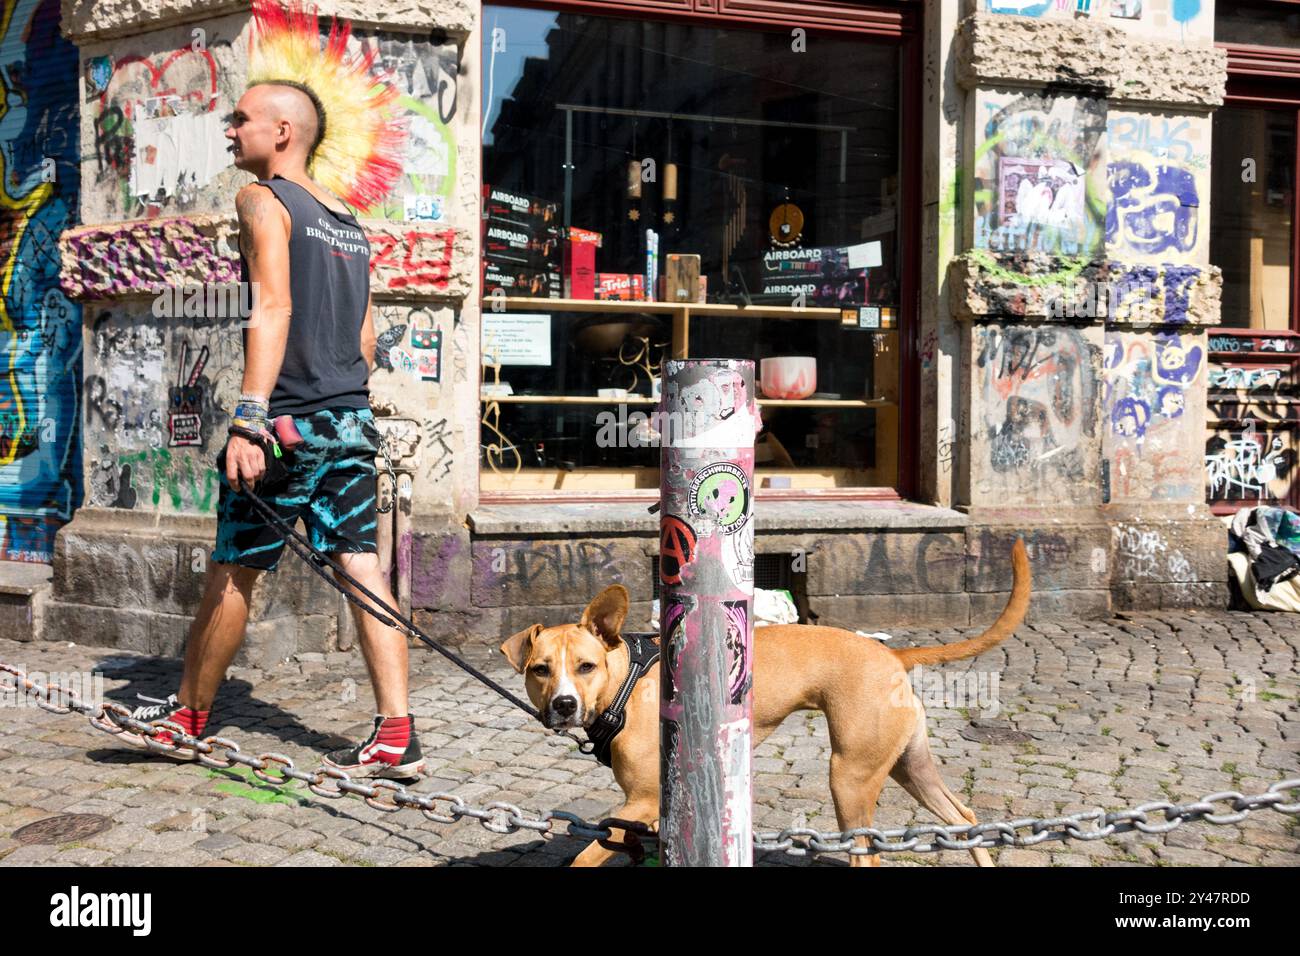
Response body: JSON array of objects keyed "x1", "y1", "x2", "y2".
[
  {"x1": 500, "y1": 623, "x2": 541, "y2": 673},
  {"x1": 580, "y1": 584, "x2": 629, "y2": 649}
]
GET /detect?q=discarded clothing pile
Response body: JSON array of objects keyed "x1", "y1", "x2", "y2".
[{"x1": 1228, "y1": 507, "x2": 1300, "y2": 611}]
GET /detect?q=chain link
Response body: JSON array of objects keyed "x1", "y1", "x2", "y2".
[{"x1": 3, "y1": 663, "x2": 1297, "y2": 861}]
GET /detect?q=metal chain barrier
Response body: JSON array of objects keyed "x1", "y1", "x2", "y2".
[{"x1": 3, "y1": 663, "x2": 1297, "y2": 862}]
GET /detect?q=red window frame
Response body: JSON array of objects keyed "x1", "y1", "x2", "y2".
[
  {"x1": 477, "y1": 0, "x2": 922, "y2": 505},
  {"x1": 1209, "y1": 23, "x2": 1300, "y2": 512}
]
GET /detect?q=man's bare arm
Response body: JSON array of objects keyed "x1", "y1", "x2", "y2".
[
  {"x1": 225, "y1": 182, "x2": 292, "y2": 490},
  {"x1": 237, "y1": 183, "x2": 293, "y2": 400},
  {"x1": 360, "y1": 292, "x2": 376, "y2": 370}
]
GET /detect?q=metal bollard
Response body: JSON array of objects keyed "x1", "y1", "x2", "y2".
[{"x1": 657, "y1": 359, "x2": 757, "y2": 866}]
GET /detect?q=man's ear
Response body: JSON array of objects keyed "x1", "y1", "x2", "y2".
[
  {"x1": 580, "y1": 585, "x2": 629, "y2": 649},
  {"x1": 500, "y1": 623, "x2": 541, "y2": 673}
]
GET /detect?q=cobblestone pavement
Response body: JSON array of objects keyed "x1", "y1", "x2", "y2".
[{"x1": 0, "y1": 609, "x2": 1296, "y2": 867}]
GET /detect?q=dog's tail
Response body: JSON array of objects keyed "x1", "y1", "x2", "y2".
[{"x1": 892, "y1": 537, "x2": 1030, "y2": 671}]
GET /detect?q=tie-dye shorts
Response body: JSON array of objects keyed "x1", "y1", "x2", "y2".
[{"x1": 213, "y1": 407, "x2": 380, "y2": 571}]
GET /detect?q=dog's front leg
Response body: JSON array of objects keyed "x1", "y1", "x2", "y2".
[{"x1": 569, "y1": 801, "x2": 657, "y2": 867}]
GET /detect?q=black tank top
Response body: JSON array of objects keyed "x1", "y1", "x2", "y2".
[{"x1": 239, "y1": 174, "x2": 371, "y2": 417}]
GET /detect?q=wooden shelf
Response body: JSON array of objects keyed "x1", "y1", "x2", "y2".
[
  {"x1": 484, "y1": 394, "x2": 895, "y2": 408},
  {"x1": 489, "y1": 296, "x2": 845, "y2": 320}
]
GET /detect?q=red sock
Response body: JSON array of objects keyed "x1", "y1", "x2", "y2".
[
  {"x1": 367, "y1": 715, "x2": 411, "y2": 765},
  {"x1": 169, "y1": 707, "x2": 209, "y2": 738}
]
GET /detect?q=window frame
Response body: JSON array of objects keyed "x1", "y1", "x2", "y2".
[
  {"x1": 476, "y1": 0, "x2": 922, "y2": 505},
  {"x1": 1208, "y1": 24, "x2": 1300, "y2": 513}
]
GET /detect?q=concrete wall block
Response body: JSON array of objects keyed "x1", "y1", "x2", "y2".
[
  {"x1": 237, "y1": 618, "x2": 298, "y2": 669},
  {"x1": 42, "y1": 599, "x2": 152, "y2": 652},
  {"x1": 805, "y1": 532, "x2": 965, "y2": 596},
  {"x1": 0, "y1": 595, "x2": 36, "y2": 642},
  {"x1": 63, "y1": 0, "x2": 477, "y2": 42},
  {"x1": 146, "y1": 608, "x2": 196, "y2": 657},
  {"x1": 53, "y1": 532, "x2": 148, "y2": 609},
  {"x1": 293, "y1": 614, "x2": 340, "y2": 656},
  {"x1": 948, "y1": 257, "x2": 1223, "y2": 325},
  {"x1": 142, "y1": 541, "x2": 213, "y2": 617},
  {"x1": 471, "y1": 536, "x2": 653, "y2": 608},
  {"x1": 968, "y1": 325, "x2": 1106, "y2": 508},
  {"x1": 1112, "y1": 581, "x2": 1228, "y2": 611},
  {"x1": 410, "y1": 524, "x2": 472, "y2": 610},
  {"x1": 808, "y1": 592, "x2": 971, "y2": 630},
  {"x1": 248, "y1": 550, "x2": 348, "y2": 621},
  {"x1": 955, "y1": 12, "x2": 1226, "y2": 109},
  {"x1": 412, "y1": 605, "x2": 503, "y2": 650},
  {"x1": 966, "y1": 525, "x2": 1111, "y2": 594},
  {"x1": 969, "y1": 588, "x2": 1111, "y2": 626},
  {"x1": 1110, "y1": 519, "x2": 1227, "y2": 587}
]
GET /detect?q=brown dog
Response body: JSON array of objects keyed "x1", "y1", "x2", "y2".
[{"x1": 501, "y1": 538, "x2": 1030, "y2": 866}]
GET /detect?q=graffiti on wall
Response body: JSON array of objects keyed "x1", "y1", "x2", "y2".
[
  {"x1": 91, "y1": 40, "x2": 235, "y2": 218},
  {"x1": 0, "y1": 0, "x2": 83, "y2": 562},
  {"x1": 1103, "y1": 330, "x2": 1204, "y2": 502},
  {"x1": 1106, "y1": 153, "x2": 1201, "y2": 262},
  {"x1": 974, "y1": 92, "x2": 1108, "y2": 258},
  {"x1": 370, "y1": 35, "x2": 461, "y2": 221},
  {"x1": 986, "y1": 0, "x2": 1201, "y2": 25},
  {"x1": 84, "y1": 306, "x2": 241, "y2": 514},
  {"x1": 975, "y1": 326, "x2": 1100, "y2": 499},
  {"x1": 62, "y1": 217, "x2": 466, "y2": 300},
  {"x1": 1204, "y1": 427, "x2": 1291, "y2": 502},
  {"x1": 1206, "y1": 353, "x2": 1299, "y2": 506}
]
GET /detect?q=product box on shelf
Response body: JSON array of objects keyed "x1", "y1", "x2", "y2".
[
  {"x1": 482, "y1": 184, "x2": 560, "y2": 226},
  {"x1": 483, "y1": 259, "x2": 562, "y2": 298},
  {"x1": 482, "y1": 220, "x2": 561, "y2": 266},
  {"x1": 594, "y1": 273, "x2": 646, "y2": 301},
  {"x1": 563, "y1": 238, "x2": 597, "y2": 300}
]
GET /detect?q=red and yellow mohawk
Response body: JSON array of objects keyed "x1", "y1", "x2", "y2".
[{"x1": 248, "y1": 0, "x2": 407, "y2": 211}]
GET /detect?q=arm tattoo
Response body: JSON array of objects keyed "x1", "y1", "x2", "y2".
[{"x1": 236, "y1": 187, "x2": 269, "y2": 263}]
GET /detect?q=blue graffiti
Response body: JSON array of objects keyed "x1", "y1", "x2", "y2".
[
  {"x1": 1172, "y1": 0, "x2": 1201, "y2": 26},
  {"x1": 1153, "y1": 332, "x2": 1204, "y2": 388},
  {"x1": 1156, "y1": 385, "x2": 1185, "y2": 419},
  {"x1": 1107, "y1": 161, "x2": 1199, "y2": 256},
  {"x1": 986, "y1": 0, "x2": 1054, "y2": 15},
  {"x1": 1111, "y1": 397, "x2": 1151, "y2": 441},
  {"x1": 0, "y1": 0, "x2": 83, "y2": 562}
]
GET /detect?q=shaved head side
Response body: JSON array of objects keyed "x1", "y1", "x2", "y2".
[{"x1": 249, "y1": 79, "x2": 326, "y2": 162}]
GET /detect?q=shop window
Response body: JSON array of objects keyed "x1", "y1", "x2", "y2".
[
  {"x1": 480, "y1": 5, "x2": 904, "y2": 495},
  {"x1": 1210, "y1": 105, "x2": 1296, "y2": 330}
]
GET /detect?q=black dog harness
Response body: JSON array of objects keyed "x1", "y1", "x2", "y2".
[{"x1": 582, "y1": 632, "x2": 661, "y2": 768}]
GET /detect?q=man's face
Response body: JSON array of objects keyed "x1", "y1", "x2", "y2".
[{"x1": 225, "y1": 87, "x2": 279, "y2": 172}]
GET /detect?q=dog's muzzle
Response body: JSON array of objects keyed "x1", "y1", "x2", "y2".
[{"x1": 546, "y1": 694, "x2": 586, "y2": 729}]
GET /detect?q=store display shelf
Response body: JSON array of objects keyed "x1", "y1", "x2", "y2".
[
  {"x1": 488, "y1": 296, "x2": 846, "y2": 320},
  {"x1": 483, "y1": 394, "x2": 893, "y2": 408}
]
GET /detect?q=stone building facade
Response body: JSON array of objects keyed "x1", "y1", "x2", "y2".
[{"x1": 24, "y1": 0, "x2": 1236, "y2": 660}]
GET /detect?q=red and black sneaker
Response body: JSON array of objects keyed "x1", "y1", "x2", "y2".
[
  {"x1": 112, "y1": 692, "x2": 209, "y2": 761},
  {"x1": 322, "y1": 715, "x2": 424, "y2": 779}
]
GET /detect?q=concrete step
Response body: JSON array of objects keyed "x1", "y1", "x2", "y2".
[{"x1": 0, "y1": 560, "x2": 52, "y2": 642}]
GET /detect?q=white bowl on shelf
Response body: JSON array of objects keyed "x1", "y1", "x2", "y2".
[{"x1": 759, "y1": 357, "x2": 817, "y2": 399}]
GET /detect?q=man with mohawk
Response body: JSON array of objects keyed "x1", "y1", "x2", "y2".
[{"x1": 113, "y1": 1, "x2": 422, "y2": 779}]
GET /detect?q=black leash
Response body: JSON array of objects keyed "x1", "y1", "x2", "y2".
[{"x1": 234, "y1": 479, "x2": 594, "y2": 754}]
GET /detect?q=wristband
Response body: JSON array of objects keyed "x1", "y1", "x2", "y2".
[{"x1": 231, "y1": 396, "x2": 270, "y2": 434}]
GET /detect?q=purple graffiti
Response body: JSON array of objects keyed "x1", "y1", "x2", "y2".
[
  {"x1": 1153, "y1": 332, "x2": 1204, "y2": 387},
  {"x1": 1111, "y1": 396, "x2": 1151, "y2": 440},
  {"x1": 1107, "y1": 162, "x2": 1199, "y2": 255}
]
